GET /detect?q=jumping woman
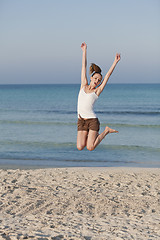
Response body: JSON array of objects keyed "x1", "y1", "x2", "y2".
[{"x1": 77, "y1": 42, "x2": 121, "y2": 151}]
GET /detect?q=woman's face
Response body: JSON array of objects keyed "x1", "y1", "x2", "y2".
[{"x1": 90, "y1": 73, "x2": 102, "y2": 88}]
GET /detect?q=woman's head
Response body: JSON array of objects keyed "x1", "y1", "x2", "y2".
[{"x1": 89, "y1": 63, "x2": 102, "y2": 87}]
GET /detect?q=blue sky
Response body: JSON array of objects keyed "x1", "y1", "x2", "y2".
[{"x1": 0, "y1": 0, "x2": 160, "y2": 84}]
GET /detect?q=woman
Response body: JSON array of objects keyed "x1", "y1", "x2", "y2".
[{"x1": 77, "y1": 42, "x2": 121, "y2": 151}]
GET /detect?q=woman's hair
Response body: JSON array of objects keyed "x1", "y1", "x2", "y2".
[{"x1": 89, "y1": 63, "x2": 102, "y2": 76}]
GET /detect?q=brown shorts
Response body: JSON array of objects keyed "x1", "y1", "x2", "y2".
[{"x1": 77, "y1": 117, "x2": 100, "y2": 132}]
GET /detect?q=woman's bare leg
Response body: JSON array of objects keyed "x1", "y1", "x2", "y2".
[
  {"x1": 77, "y1": 130, "x2": 88, "y2": 150},
  {"x1": 86, "y1": 126, "x2": 118, "y2": 151}
]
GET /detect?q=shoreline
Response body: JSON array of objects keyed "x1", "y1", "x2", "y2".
[
  {"x1": 0, "y1": 167, "x2": 160, "y2": 239},
  {"x1": 0, "y1": 164, "x2": 160, "y2": 170}
]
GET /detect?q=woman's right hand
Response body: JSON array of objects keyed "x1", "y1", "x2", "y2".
[{"x1": 81, "y1": 42, "x2": 87, "y2": 51}]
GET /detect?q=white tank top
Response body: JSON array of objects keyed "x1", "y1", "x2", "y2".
[{"x1": 77, "y1": 87, "x2": 98, "y2": 118}]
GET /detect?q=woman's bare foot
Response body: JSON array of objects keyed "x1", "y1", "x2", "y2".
[{"x1": 105, "y1": 126, "x2": 119, "y2": 134}]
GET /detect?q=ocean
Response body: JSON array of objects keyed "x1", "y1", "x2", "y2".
[{"x1": 0, "y1": 84, "x2": 160, "y2": 168}]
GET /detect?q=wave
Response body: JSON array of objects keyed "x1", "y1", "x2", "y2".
[
  {"x1": 99, "y1": 144, "x2": 160, "y2": 153},
  {"x1": 0, "y1": 108, "x2": 160, "y2": 116},
  {"x1": 0, "y1": 120, "x2": 160, "y2": 128},
  {"x1": 0, "y1": 140, "x2": 76, "y2": 148},
  {"x1": 0, "y1": 120, "x2": 76, "y2": 126},
  {"x1": 0, "y1": 108, "x2": 76, "y2": 114},
  {"x1": 96, "y1": 110, "x2": 160, "y2": 116},
  {"x1": 1, "y1": 140, "x2": 160, "y2": 153},
  {"x1": 101, "y1": 123, "x2": 160, "y2": 128},
  {"x1": 0, "y1": 156, "x2": 140, "y2": 165}
]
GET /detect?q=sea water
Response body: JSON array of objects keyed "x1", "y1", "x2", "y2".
[{"x1": 0, "y1": 84, "x2": 160, "y2": 168}]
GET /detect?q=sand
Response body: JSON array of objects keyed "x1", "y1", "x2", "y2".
[{"x1": 0, "y1": 167, "x2": 159, "y2": 240}]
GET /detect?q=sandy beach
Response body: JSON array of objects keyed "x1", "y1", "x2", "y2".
[{"x1": 0, "y1": 167, "x2": 159, "y2": 240}]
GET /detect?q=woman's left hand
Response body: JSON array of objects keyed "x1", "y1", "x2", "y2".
[{"x1": 115, "y1": 53, "x2": 121, "y2": 63}]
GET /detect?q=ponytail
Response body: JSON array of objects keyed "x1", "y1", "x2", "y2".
[{"x1": 89, "y1": 63, "x2": 102, "y2": 76}]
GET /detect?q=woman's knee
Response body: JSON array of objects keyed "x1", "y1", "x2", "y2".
[
  {"x1": 77, "y1": 144, "x2": 85, "y2": 151},
  {"x1": 86, "y1": 144, "x2": 95, "y2": 151}
]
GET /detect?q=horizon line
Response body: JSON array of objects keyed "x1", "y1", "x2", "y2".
[{"x1": 0, "y1": 83, "x2": 160, "y2": 85}]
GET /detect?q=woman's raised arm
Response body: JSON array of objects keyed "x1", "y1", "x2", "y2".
[
  {"x1": 80, "y1": 42, "x2": 88, "y2": 89},
  {"x1": 96, "y1": 53, "x2": 121, "y2": 96}
]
